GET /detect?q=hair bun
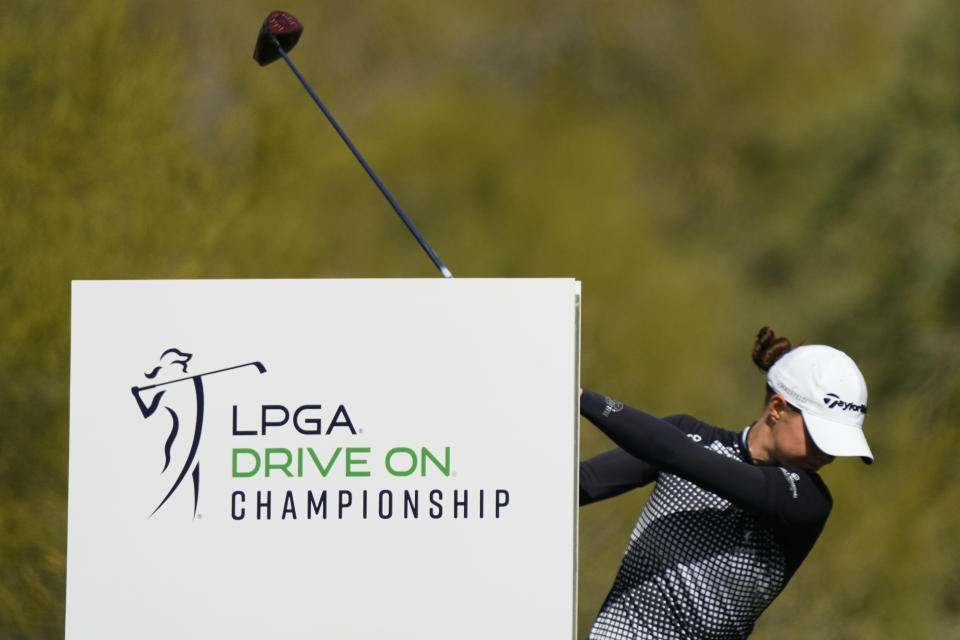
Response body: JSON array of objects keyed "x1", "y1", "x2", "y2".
[{"x1": 753, "y1": 327, "x2": 792, "y2": 372}]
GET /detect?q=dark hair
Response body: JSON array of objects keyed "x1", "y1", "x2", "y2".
[
  {"x1": 752, "y1": 327, "x2": 799, "y2": 410},
  {"x1": 752, "y1": 326, "x2": 792, "y2": 372}
]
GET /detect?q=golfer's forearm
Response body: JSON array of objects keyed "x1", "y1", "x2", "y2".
[
  {"x1": 580, "y1": 390, "x2": 690, "y2": 469},
  {"x1": 579, "y1": 390, "x2": 831, "y2": 525},
  {"x1": 579, "y1": 389, "x2": 773, "y2": 515},
  {"x1": 579, "y1": 447, "x2": 657, "y2": 505}
]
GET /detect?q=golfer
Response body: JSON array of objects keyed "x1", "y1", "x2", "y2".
[
  {"x1": 580, "y1": 327, "x2": 872, "y2": 639},
  {"x1": 132, "y1": 348, "x2": 205, "y2": 518}
]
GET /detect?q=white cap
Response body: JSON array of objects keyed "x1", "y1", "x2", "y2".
[{"x1": 767, "y1": 345, "x2": 873, "y2": 464}]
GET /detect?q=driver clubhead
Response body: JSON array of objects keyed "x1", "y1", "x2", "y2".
[{"x1": 253, "y1": 11, "x2": 303, "y2": 66}]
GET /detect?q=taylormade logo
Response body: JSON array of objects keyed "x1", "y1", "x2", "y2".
[
  {"x1": 823, "y1": 393, "x2": 867, "y2": 414},
  {"x1": 779, "y1": 467, "x2": 801, "y2": 500}
]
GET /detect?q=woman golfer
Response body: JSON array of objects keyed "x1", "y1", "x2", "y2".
[{"x1": 580, "y1": 327, "x2": 872, "y2": 639}]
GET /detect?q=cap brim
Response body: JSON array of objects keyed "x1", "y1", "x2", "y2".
[{"x1": 803, "y1": 412, "x2": 874, "y2": 465}]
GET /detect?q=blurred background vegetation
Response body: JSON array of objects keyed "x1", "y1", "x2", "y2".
[{"x1": 1, "y1": 0, "x2": 958, "y2": 637}]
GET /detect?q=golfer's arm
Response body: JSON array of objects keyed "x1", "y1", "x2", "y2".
[
  {"x1": 131, "y1": 387, "x2": 163, "y2": 417},
  {"x1": 579, "y1": 390, "x2": 829, "y2": 524},
  {"x1": 580, "y1": 447, "x2": 658, "y2": 505}
]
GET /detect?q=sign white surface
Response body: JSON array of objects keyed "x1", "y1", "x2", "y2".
[{"x1": 67, "y1": 279, "x2": 580, "y2": 639}]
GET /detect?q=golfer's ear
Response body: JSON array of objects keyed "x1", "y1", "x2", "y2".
[{"x1": 768, "y1": 394, "x2": 789, "y2": 419}]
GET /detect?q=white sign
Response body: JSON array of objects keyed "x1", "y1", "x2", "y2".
[{"x1": 67, "y1": 279, "x2": 580, "y2": 639}]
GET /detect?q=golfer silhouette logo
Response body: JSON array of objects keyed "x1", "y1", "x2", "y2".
[{"x1": 131, "y1": 348, "x2": 266, "y2": 519}]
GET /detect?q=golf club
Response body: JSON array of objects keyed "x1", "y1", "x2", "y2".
[
  {"x1": 132, "y1": 361, "x2": 267, "y2": 393},
  {"x1": 253, "y1": 10, "x2": 454, "y2": 278}
]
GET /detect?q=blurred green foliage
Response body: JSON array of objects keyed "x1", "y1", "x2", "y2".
[{"x1": 1, "y1": 0, "x2": 958, "y2": 637}]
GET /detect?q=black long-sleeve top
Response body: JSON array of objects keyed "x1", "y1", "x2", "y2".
[{"x1": 579, "y1": 390, "x2": 831, "y2": 640}]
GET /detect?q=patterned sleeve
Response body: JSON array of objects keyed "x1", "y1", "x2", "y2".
[{"x1": 580, "y1": 389, "x2": 831, "y2": 525}]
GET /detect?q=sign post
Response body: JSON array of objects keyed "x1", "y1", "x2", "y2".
[{"x1": 68, "y1": 279, "x2": 581, "y2": 639}]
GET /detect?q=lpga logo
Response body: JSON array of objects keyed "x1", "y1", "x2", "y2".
[{"x1": 131, "y1": 348, "x2": 267, "y2": 519}]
